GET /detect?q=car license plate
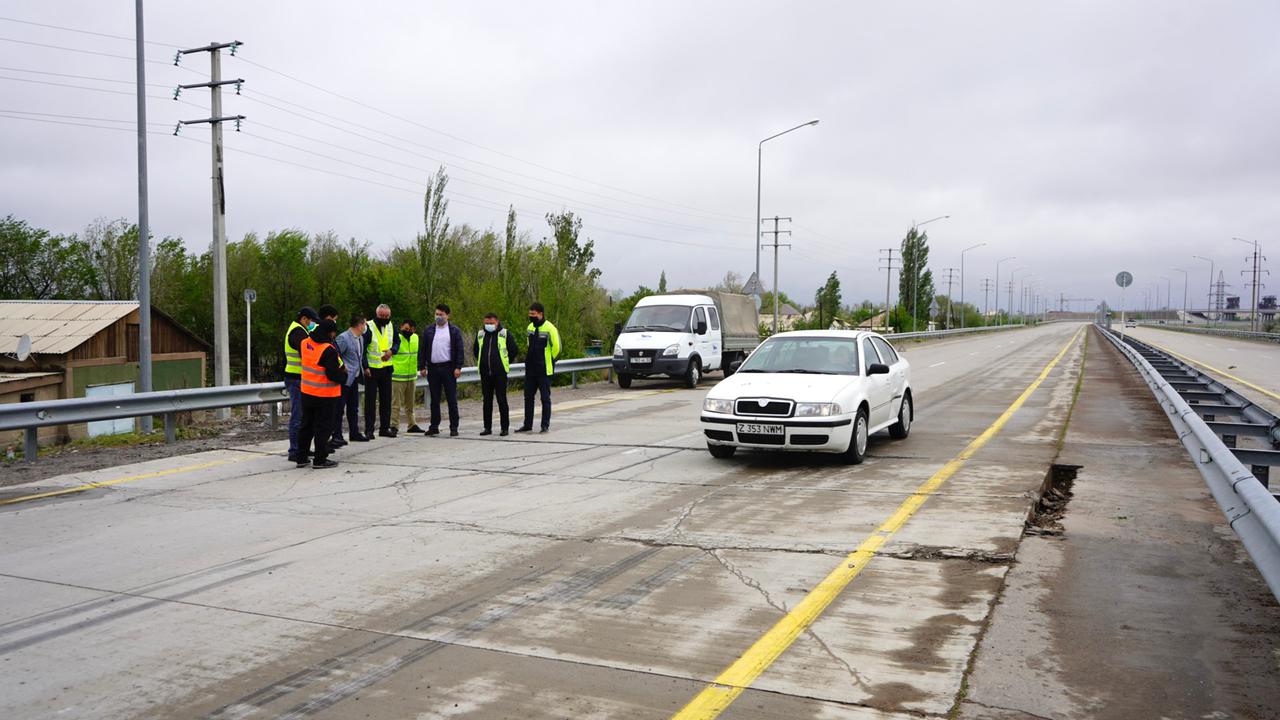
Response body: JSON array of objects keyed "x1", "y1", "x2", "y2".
[
  {"x1": 737, "y1": 423, "x2": 783, "y2": 435},
  {"x1": 630, "y1": 357, "x2": 652, "y2": 364}
]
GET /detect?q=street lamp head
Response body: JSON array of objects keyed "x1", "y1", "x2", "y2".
[{"x1": 806, "y1": 119, "x2": 820, "y2": 126}]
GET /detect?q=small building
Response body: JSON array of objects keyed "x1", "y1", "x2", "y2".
[
  {"x1": 0, "y1": 300, "x2": 209, "y2": 448},
  {"x1": 760, "y1": 303, "x2": 804, "y2": 331}
]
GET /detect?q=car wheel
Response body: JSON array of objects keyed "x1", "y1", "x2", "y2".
[
  {"x1": 889, "y1": 393, "x2": 912, "y2": 439},
  {"x1": 684, "y1": 359, "x2": 701, "y2": 388},
  {"x1": 707, "y1": 442, "x2": 736, "y2": 459},
  {"x1": 843, "y1": 408, "x2": 869, "y2": 465},
  {"x1": 617, "y1": 373, "x2": 632, "y2": 389}
]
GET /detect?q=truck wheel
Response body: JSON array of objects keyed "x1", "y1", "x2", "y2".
[
  {"x1": 723, "y1": 353, "x2": 738, "y2": 377},
  {"x1": 707, "y1": 443, "x2": 736, "y2": 459},
  {"x1": 889, "y1": 393, "x2": 912, "y2": 439},
  {"x1": 684, "y1": 359, "x2": 702, "y2": 388},
  {"x1": 617, "y1": 373, "x2": 632, "y2": 389},
  {"x1": 842, "y1": 407, "x2": 869, "y2": 465}
]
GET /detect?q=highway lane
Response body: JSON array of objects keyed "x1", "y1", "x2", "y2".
[
  {"x1": 1125, "y1": 325, "x2": 1280, "y2": 416},
  {"x1": 0, "y1": 323, "x2": 1086, "y2": 719}
]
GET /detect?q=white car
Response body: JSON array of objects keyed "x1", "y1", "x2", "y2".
[{"x1": 700, "y1": 330, "x2": 912, "y2": 464}]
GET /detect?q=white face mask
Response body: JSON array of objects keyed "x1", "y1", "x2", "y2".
[{"x1": 484, "y1": 323, "x2": 497, "y2": 333}]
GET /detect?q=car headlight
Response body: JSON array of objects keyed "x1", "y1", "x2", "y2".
[
  {"x1": 703, "y1": 398, "x2": 734, "y2": 414},
  {"x1": 662, "y1": 344, "x2": 680, "y2": 357},
  {"x1": 794, "y1": 402, "x2": 841, "y2": 417},
  {"x1": 613, "y1": 345, "x2": 624, "y2": 358}
]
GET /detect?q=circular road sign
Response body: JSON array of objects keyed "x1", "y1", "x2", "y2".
[{"x1": 1115, "y1": 271, "x2": 1133, "y2": 288}]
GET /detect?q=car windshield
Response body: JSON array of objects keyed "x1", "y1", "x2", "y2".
[
  {"x1": 622, "y1": 305, "x2": 690, "y2": 332},
  {"x1": 737, "y1": 337, "x2": 860, "y2": 375}
]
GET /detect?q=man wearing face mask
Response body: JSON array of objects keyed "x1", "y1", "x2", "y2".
[
  {"x1": 474, "y1": 312, "x2": 519, "y2": 436},
  {"x1": 363, "y1": 303, "x2": 399, "y2": 438},
  {"x1": 296, "y1": 319, "x2": 347, "y2": 469},
  {"x1": 317, "y1": 305, "x2": 346, "y2": 450},
  {"x1": 516, "y1": 302, "x2": 561, "y2": 434},
  {"x1": 284, "y1": 306, "x2": 320, "y2": 463},
  {"x1": 418, "y1": 303, "x2": 464, "y2": 436},
  {"x1": 390, "y1": 318, "x2": 424, "y2": 434}
]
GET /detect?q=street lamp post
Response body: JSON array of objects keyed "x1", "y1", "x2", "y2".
[
  {"x1": 959, "y1": 242, "x2": 986, "y2": 328},
  {"x1": 755, "y1": 119, "x2": 819, "y2": 300},
  {"x1": 1008, "y1": 267, "x2": 1025, "y2": 323},
  {"x1": 908, "y1": 215, "x2": 950, "y2": 332},
  {"x1": 1193, "y1": 254, "x2": 1213, "y2": 324},
  {"x1": 1020, "y1": 274, "x2": 1037, "y2": 321},
  {"x1": 1171, "y1": 267, "x2": 1187, "y2": 324},
  {"x1": 994, "y1": 256, "x2": 1015, "y2": 325},
  {"x1": 1159, "y1": 276, "x2": 1171, "y2": 314}
]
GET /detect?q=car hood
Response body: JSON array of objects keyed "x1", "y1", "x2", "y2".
[
  {"x1": 615, "y1": 331, "x2": 688, "y2": 349},
  {"x1": 708, "y1": 372, "x2": 857, "y2": 402}
]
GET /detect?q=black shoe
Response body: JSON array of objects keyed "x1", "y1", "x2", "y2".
[
  {"x1": 479, "y1": 429, "x2": 492, "y2": 436},
  {"x1": 287, "y1": 453, "x2": 299, "y2": 463},
  {"x1": 425, "y1": 428, "x2": 440, "y2": 436},
  {"x1": 350, "y1": 434, "x2": 370, "y2": 442},
  {"x1": 295, "y1": 458, "x2": 310, "y2": 468},
  {"x1": 365, "y1": 431, "x2": 376, "y2": 440},
  {"x1": 449, "y1": 429, "x2": 459, "y2": 437},
  {"x1": 514, "y1": 426, "x2": 533, "y2": 433},
  {"x1": 539, "y1": 427, "x2": 549, "y2": 434},
  {"x1": 330, "y1": 439, "x2": 347, "y2": 448},
  {"x1": 312, "y1": 458, "x2": 338, "y2": 469},
  {"x1": 406, "y1": 424, "x2": 425, "y2": 434},
  {"x1": 378, "y1": 429, "x2": 396, "y2": 438},
  {"x1": 500, "y1": 428, "x2": 509, "y2": 437}
]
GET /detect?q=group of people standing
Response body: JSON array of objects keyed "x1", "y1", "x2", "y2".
[{"x1": 283, "y1": 301, "x2": 561, "y2": 468}]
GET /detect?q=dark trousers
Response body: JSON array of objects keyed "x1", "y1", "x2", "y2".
[
  {"x1": 523, "y1": 370, "x2": 552, "y2": 430},
  {"x1": 363, "y1": 366, "x2": 393, "y2": 434},
  {"x1": 334, "y1": 382, "x2": 359, "y2": 440},
  {"x1": 297, "y1": 393, "x2": 336, "y2": 463},
  {"x1": 480, "y1": 372, "x2": 509, "y2": 431},
  {"x1": 427, "y1": 363, "x2": 460, "y2": 431},
  {"x1": 285, "y1": 375, "x2": 302, "y2": 455}
]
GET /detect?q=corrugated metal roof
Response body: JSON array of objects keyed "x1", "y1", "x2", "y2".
[
  {"x1": 0, "y1": 300, "x2": 137, "y2": 355},
  {"x1": 0, "y1": 371, "x2": 61, "y2": 385}
]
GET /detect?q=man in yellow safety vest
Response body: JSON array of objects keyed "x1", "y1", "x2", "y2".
[
  {"x1": 516, "y1": 302, "x2": 561, "y2": 434},
  {"x1": 390, "y1": 318, "x2": 423, "y2": 434},
  {"x1": 363, "y1": 303, "x2": 398, "y2": 438},
  {"x1": 474, "y1": 311, "x2": 519, "y2": 436}
]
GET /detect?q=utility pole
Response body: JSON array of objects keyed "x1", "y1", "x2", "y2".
[
  {"x1": 176, "y1": 41, "x2": 244, "y2": 413},
  {"x1": 879, "y1": 248, "x2": 898, "y2": 332},
  {"x1": 941, "y1": 267, "x2": 959, "y2": 329},
  {"x1": 762, "y1": 216, "x2": 792, "y2": 335},
  {"x1": 1235, "y1": 238, "x2": 1267, "y2": 332},
  {"x1": 134, "y1": 0, "x2": 152, "y2": 433},
  {"x1": 981, "y1": 278, "x2": 994, "y2": 321},
  {"x1": 1006, "y1": 280, "x2": 1015, "y2": 324}
]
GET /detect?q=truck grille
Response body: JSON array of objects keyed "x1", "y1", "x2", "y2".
[{"x1": 734, "y1": 398, "x2": 794, "y2": 417}]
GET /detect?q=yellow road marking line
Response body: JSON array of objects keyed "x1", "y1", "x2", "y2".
[
  {"x1": 0, "y1": 458, "x2": 239, "y2": 507},
  {"x1": 672, "y1": 327, "x2": 1084, "y2": 719},
  {"x1": 1135, "y1": 336, "x2": 1280, "y2": 403}
]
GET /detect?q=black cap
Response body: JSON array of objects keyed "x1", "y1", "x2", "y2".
[
  {"x1": 298, "y1": 306, "x2": 319, "y2": 321},
  {"x1": 315, "y1": 319, "x2": 338, "y2": 336}
]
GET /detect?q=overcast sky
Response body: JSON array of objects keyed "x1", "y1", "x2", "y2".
[{"x1": 2, "y1": 1, "x2": 1276, "y2": 314}]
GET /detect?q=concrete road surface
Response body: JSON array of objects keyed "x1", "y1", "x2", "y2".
[
  {"x1": 1126, "y1": 325, "x2": 1280, "y2": 416},
  {"x1": 1, "y1": 323, "x2": 1093, "y2": 718}
]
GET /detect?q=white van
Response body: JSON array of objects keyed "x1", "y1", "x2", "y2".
[{"x1": 612, "y1": 292, "x2": 760, "y2": 388}]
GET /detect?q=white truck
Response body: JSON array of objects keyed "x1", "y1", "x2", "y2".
[{"x1": 612, "y1": 291, "x2": 760, "y2": 388}]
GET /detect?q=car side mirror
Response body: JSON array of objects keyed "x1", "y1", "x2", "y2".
[
  {"x1": 695, "y1": 320, "x2": 708, "y2": 335},
  {"x1": 867, "y1": 363, "x2": 890, "y2": 375}
]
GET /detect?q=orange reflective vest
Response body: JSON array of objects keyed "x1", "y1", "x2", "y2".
[{"x1": 300, "y1": 337, "x2": 342, "y2": 398}]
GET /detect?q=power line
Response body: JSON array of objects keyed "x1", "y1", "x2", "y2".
[
  {"x1": 0, "y1": 65, "x2": 170, "y2": 88},
  {"x1": 0, "y1": 35, "x2": 196, "y2": 72},
  {"x1": 0, "y1": 15, "x2": 184, "y2": 48},
  {"x1": 0, "y1": 73, "x2": 174, "y2": 99},
  {"x1": 0, "y1": 108, "x2": 168, "y2": 126}
]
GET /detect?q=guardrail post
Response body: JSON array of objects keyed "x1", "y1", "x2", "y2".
[
  {"x1": 269, "y1": 402, "x2": 278, "y2": 431},
  {"x1": 163, "y1": 412, "x2": 177, "y2": 443},
  {"x1": 571, "y1": 371, "x2": 578, "y2": 389},
  {"x1": 23, "y1": 427, "x2": 37, "y2": 464}
]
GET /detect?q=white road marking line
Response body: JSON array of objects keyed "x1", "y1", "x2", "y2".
[{"x1": 929, "y1": 361, "x2": 947, "y2": 368}]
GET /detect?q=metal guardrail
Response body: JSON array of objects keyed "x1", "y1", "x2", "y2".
[
  {"x1": 1, "y1": 357, "x2": 612, "y2": 463},
  {"x1": 1098, "y1": 325, "x2": 1280, "y2": 600},
  {"x1": 1134, "y1": 323, "x2": 1280, "y2": 344},
  {"x1": 888, "y1": 323, "x2": 1027, "y2": 341}
]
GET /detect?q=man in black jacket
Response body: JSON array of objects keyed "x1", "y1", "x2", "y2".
[
  {"x1": 418, "y1": 303, "x2": 465, "y2": 436},
  {"x1": 362, "y1": 303, "x2": 399, "y2": 438},
  {"x1": 474, "y1": 312, "x2": 519, "y2": 436},
  {"x1": 296, "y1": 319, "x2": 348, "y2": 469}
]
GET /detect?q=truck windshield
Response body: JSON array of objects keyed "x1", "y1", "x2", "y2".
[
  {"x1": 737, "y1": 337, "x2": 860, "y2": 375},
  {"x1": 623, "y1": 305, "x2": 691, "y2": 332}
]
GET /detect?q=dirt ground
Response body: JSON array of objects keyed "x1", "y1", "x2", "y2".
[{"x1": 0, "y1": 379, "x2": 634, "y2": 487}]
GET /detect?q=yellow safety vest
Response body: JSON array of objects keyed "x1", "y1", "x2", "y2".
[
  {"x1": 366, "y1": 321, "x2": 393, "y2": 369},
  {"x1": 283, "y1": 321, "x2": 307, "y2": 375},
  {"x1": 392, "y1": 333, "x2": 419, "y2": 381},
  {"x1": 526, "y1": 320, "x2": 561, "y2": 371},
  {"x1": 477, "y1": 328, "x2": 510, "y2": 373}
]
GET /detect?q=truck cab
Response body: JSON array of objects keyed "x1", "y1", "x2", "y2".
[{"x1": 612, "y1": 292, "x2": 759, "y2": 388}]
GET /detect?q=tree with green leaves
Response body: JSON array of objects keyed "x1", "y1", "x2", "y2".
[
  {"x1": 0, "y1": 215, "x2": 94, "y2": 299},
  {"x1": 658, "y1": 271, "x2": 668, "y2": 293},
  {"x1": 899, "y1": 227, "x2": 935, "y2": 331},
  {"x1": 84, "y1": 217, "x2": 141, "y2": 301},
  {"x1": 811, "y1": 271, "x2": 842, "y2": 329}
]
